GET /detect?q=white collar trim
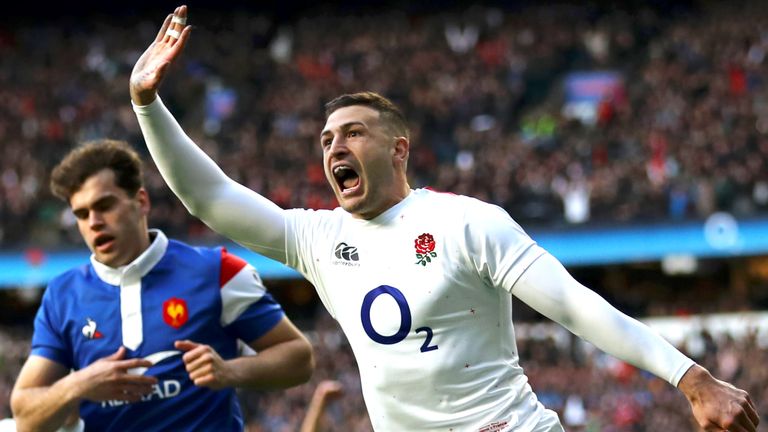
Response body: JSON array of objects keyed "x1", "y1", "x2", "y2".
[
  {"x1": 89, "y1": 229, "x2": 168, "y2": 351},
  {"x1": 90, "y1": 230, "x2": 168, "y2": 285}
]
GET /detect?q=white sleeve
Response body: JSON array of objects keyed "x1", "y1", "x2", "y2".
[
  {"x1": 132, "y1": 97, "x2": 287, "y2": 261},
  {"x1": 464, "y1": 200, "x2": 545, "y2": 290},
  {"x1": 512, "y1": 252, "x2": 695, "y2": 387}
]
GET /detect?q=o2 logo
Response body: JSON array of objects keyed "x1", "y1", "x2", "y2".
[{"x1": 360, "y1": 285, "x2": 438, "y2": 353}]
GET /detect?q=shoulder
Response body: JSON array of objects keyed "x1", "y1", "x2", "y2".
[
  {"x1": 414, "y1": 188, "x2": 511, "y2": 223},
  {"x1": 163, "y1": 240, "x2": 259, "y2": 288},
  {"x1": 286, "y1": 206, "x2": 343, "y2": 221},
  {"x1": 285, "y1": 206, "x2": 351, "y2": 232},
  {"x1": 46, "y1": 264, "x2": 93, "y2": 294},
  {"x1": 40, "y1": 264, "x2": 94, "y2": 316},
  {"x1": 415, "y1": 187, "x2": 487, "y2": 206},
  {"x1": 169, "y1": 238, "x2": 246, "y2": 267},
  {"x1": 219, "y1": 248, "x2": 257, "y2": 286},
  {"x1": 165, "y1": 238, "x2": 221, "y2": 263},
  {"x1": 151, "y1": 240, "x2": 226, "y2": 285},
  {"x1": 414, "y1": 188, "x2": 530, "y2": 244}
]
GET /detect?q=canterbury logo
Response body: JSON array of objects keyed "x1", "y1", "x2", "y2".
[{"x1": 334, "y1": 242, "x2": 359, "y2": 261}]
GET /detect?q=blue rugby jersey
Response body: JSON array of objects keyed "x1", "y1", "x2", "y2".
[{"x1": 31, "y1": 230, "x2": 284, "y2": 431}]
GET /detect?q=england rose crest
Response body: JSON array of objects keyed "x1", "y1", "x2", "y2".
[{"x1": 414, "y1": 233, "x2": 437, "y2": 266}]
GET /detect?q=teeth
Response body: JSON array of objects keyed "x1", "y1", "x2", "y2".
[{"x1": 333, "y1": 166, "x2": 350, "y2": 176}]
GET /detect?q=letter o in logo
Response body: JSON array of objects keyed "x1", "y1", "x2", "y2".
[{"x1": 360, "y1": 285, "x2": 411, "y2": 345}]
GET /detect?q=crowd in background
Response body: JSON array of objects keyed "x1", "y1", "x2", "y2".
[{"x1": 1, "y1": 1, "x2": 768, "y2": 248}]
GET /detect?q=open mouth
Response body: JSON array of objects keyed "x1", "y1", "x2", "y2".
[
  {"x1": 94, "y1": 234, "x2": 115, "y2": 251},
  {"x1": 333, "y1": 165, "x2": 360, "y2": 193}
]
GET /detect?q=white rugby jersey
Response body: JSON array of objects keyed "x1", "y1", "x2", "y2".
[
  {"x1": 136, "y1": 96, "x2": 694, "y2": 432},
  {"x1": 285, "y1": 188, "x2": 558, "y2": 431}
]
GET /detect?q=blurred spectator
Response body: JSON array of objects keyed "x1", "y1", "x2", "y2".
[{"x1": 2, "y1": 2, "x2": 768, "y2": 248}]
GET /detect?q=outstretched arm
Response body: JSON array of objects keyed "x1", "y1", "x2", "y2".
[
  {"x1": 129, "y1": 6, "x2": 287, "y2": 260},
  {"x1": 513, "y1": 253, "x2": 759, "y2": 432}
]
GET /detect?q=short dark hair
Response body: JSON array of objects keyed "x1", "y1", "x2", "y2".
[
  {"x1": 50, "y1": 139, "x2": 144, "y2": 201},
  {"x1": 325, "y1": 91, "x2": 410, "y2": 139}
]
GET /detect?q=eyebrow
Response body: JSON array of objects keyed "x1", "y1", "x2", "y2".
[
  {"x1": 71, "y1": 194, "x2": 117, "y2": 215},
  {"x1": 320, "y1": 121, "x2": 367, "y2": 140}
]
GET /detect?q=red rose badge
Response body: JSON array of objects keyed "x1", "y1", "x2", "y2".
[{"x1": 415, "y1": 233, "x2": 437, "y2": 266}]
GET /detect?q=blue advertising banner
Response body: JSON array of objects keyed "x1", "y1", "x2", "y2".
[{"x1": 1, "y1": 213, "x2": 767, "y2": 287}]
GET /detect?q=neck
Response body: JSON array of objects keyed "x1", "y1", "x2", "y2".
[
  {"x1": 353, "y1": 183, "x2": 411, "y2": 220},
  {"x1": 136, "y1": 229, "x2": 153, "y2": 258},
  {"x1": 113, "y1": 230, "x2": 153, "y2": 268}
]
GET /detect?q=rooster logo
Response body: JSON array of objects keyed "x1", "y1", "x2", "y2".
[
  {"x1": 162, "y1": 297, "x2": 188, "y2": 329},
  {"x1": 82, "y1": 318, "x2": 103, "y2": 339}
]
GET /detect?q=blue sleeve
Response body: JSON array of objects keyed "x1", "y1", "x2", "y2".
[
  {"x1": 30, "y1": 286, "x2": 72, "y2": 368},
  {"x1": 224, "y1": 293, "x2": 285, "y2": 344}
]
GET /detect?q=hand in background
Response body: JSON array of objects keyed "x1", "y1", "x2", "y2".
[{"x1": 300, "y1": 380, "x2": 344, "y2": 432}]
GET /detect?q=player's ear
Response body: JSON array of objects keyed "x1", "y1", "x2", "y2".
[
  {"x1": 393, "y1": 136, "x2": 409, "y2": 165},
  {"x1": 136, "y1": 188, "x2": 151, "y2": 215}
]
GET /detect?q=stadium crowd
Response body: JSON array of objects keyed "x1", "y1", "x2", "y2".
[
  {"x1": 2, "y1": 0, "x2": 768, "y2": 430},
  {"x1": 1, "y1": 1, "x2": 768, "y2": 248}
]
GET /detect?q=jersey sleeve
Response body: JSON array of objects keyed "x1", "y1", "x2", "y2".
[
  {"x1": 30, "y1": 285, "x2": 72, "y2": 368},
  {"x1": 218, "y1": 248, "x2": 284, "y2": 343},
  {"x1": 512, "y1": 252, "x2": 695, "y2": 386},
  {"x1": 283, "y1": 208, "x2": 337, "y2": 319},
  {"x1": 463, "y1": 200, "x2": 546, "y2": 292},
  {"x1": 133, "y1": 96, "x2": 288, "y2": 262}
]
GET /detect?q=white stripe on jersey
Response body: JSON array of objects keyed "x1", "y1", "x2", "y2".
[{"x1": 220, "y1": 264, "x2": 267, "y2": 327}]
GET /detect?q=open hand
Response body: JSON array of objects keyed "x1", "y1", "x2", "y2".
[
  {"x1": 679, "y1": 365, "x2": 759, "y2": 431},
  {"x1": 129, "y1": 5, "x2": 192, "y2": 105},
  {"x1": 73, "y1": 346, "x2": 157, "y2": 403}
]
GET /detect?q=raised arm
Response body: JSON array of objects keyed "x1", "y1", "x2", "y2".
[
  {"x1": 513, "y1": 253, "x2": 759, "y2": 432},
  {"x1": 129, "y1": 6, "x2": 287, "y2": 260}
]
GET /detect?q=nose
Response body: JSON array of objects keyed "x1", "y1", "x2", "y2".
[
  {"x1": 328, "y1": 136, "x2": 349, "y2": 158},
  {"x1": 88, "y1": 210, "x2": 105, "y2": 229}
]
